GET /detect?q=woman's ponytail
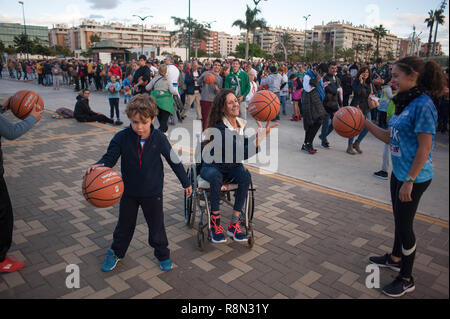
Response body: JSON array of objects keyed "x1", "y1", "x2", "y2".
[{"x1": 419, "y1": 61, "x2": 446, "y2": 98}]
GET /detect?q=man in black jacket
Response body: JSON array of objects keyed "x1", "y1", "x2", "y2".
[
  {"x1": 73, "y1": 89, "x2": 116, "y2": 125},
  {"x1": 132, "y1": 55, "x2": 151, "y2": 95},
  {"x1": 319, "y1": 62, "x2": 343, "y2": 149}
]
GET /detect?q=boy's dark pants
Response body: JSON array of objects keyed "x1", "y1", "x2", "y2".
[
  {"x1": 0, "y1": 176, "x2": 13, "y2": 262},
  {"x1": 111, "y1": 195, "x2": 170, "y2": 262}
]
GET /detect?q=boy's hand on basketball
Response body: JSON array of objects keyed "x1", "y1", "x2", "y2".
[
  {"x1": 85, "y1": 164, "x2": 104, "y2": 176},
  {"x1": 185, "y1": 185, "x2": 193, "y2": 198},
  {"x1": 30, "y1": 104, "x2": 44, "y2": 121},
  {"x1": 2, "y1": 97, "x2": 11, "y2": 111}
]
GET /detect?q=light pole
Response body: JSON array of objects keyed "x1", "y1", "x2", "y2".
[
  {"x1": 18, "y1": 1, "x2": 29, "y2": 61},
  {"x1": 303, "y1": 14, "x2": 311, "y2": 61},
  {"x1": 133, "y1": 15, "x2": 153, "y2": 56},
  {"x1": 188, "y1": 0, "x2": 191, "y2": 61}
]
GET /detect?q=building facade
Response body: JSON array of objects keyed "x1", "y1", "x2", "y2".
[
  {"x1": 305, "y1": 21, "x2": 401, "y2": 61},
  {"x1": 420, "y1": 42, "x2": 442, "y2": 56},
  {"x1": 254, "y1": 27, "x2": 305, "y2": 56},
  {"x1": 48, "y1": 24, "x2": 69, "y2": 47},
  {"x1": 62, "y1": 20, "x2": 172, "y2": 52},
  {"x1": 218, "y1": 32, "x2": 242, "y2": 58},
  {"x1": 0, "y1": 23, "x2": 49, "y2": 48}
]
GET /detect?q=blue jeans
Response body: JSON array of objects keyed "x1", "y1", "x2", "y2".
[
  {"x1": 109, "y1": 98, "x2": 120, "y2": 120},
  {"x1": 320, "y1": 113, "x2": 334, "y2": 143},
  {"x1": 349, "y1": 112, "x2": 371, "y2": 145},
  {"x1": 200, "y1": 164, "x2": 251, "y2": 213},
  {"x1": 44, "y1": 74, "x2": 52, "y2": 86},
  {"x1": 280, "y1": 95, "x2": 287, "y2": 113}
]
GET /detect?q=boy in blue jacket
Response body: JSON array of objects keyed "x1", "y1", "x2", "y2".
[{"x1": 85, "y1": 94, "x2": 192, "y2": 272}]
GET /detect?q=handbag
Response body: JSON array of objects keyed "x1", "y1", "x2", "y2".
[{"x1": 368, "y1": 83, "x2": 380, "y2": 110}]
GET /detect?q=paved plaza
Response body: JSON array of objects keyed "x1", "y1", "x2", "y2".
[{"x1": 0, "y1": 78, "x2": 448, "y2": 299}]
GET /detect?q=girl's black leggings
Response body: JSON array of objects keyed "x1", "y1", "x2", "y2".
[{"x1": 390, "y1": 174, "x2": 431, "y2": 278}]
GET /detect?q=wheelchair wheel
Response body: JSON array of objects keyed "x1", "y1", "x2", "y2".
[
  {"x1": 197, "y1": 229, "x2": 205, "y2": 252},
  {"x1": 248, "y1": 232, "x2": 255, "y2": 249},
  {"x1": 184, "y1": 167, "x2": 196, "y2": 228}
]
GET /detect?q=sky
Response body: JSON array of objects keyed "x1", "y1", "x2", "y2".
[{"x1": 0, "y1": 0, "x2": 449, "y2": 54}]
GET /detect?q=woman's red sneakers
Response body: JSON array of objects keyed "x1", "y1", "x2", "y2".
[{"x1": 0, "y1": 255, "x2": 25, "y2": 273}]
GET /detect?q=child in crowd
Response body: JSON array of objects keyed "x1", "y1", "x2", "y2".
[
  {"x1": 122, "y1": 75, "x2": 132, "y2": 105},
  {"x1": 105, "y1": 75, "x2": 123, "y2": 125}
]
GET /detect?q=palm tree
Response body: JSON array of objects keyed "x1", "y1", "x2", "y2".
[
  {"x1": 364, "y1": 43, "x2": 373, "y2": 62},
  {"x1": 232, "y1": 5, "x2": 267, "y2": 60},
  {"x1": 424, "y1": 10, "x2": 435, "y2": 57},
  {"x1": 354, "y1": 43, "x2": 364, "y2": 62},
  {"x1": 371, "y1": 25, "x2": 388, "y2": 59},
  {"x1": 432, "y1": 8, "x2": 446, "y2": 56},
  {"x1": 171, "y1": 17, "x2": 211, "y2": 58}
]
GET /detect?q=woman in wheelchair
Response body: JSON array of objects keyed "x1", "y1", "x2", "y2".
[{"x1": 200, "y1": 89, "x2": 278, "y2": 243}]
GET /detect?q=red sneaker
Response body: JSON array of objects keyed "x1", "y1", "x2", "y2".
[{"x1": 0, "y1": 255, "x2": 25, "y2": 273}]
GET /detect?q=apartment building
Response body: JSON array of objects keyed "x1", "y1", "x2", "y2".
[
  {"x1": 253, "y1": 27, "x2": 305, "y2": 55},
  {"x1": 305, "y1": 21, "x2": 401, "y2": 60},
  {"x1": 218, "y1": 32, "x2": 242, "y2": 58},
  {"x1": 0, "y1": 23, "x2": 49, "y2": 48},
  {"x1": 48, "y1": 24, "x2": 69, "y2": 47},
  {"x1": 61, "y1": 20, "x2": 172, "y2": 52}
]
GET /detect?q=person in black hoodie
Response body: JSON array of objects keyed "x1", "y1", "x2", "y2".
[
  {"x1": 73, "y1": 89, "x2": 115, "y2": 124},
  {"x1": 85, "y1": 94, "x2": 192, "y2": 272},
  {"x1": 319, "y1": 62, "x2": 343, "y2": 149}
]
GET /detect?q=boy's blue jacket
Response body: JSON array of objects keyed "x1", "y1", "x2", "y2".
[{"x1": 97, "y1": 125, "x2": 190, "y2": 197}]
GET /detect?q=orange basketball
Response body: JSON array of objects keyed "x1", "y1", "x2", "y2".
[
  {"x1": 9, "y1": 90, "x2": 44, "y2": 120},
  {"x1": 109, "y1": 86, "x2": 116, "y2": 93},
  {"x1": 204, "y1": 73, "x2": 215, "y2": 85},
  {"x1": 124, "y1": 86, "x2": 130, "y2": 91},
  {"x1": 82, "y1": 167, "x2": 124, "y2": 208},
  {"x1": 248, "y1": 90, "x2": 281, "y2": 122},
  {"x1": 332, "y1": 106, "x2": 366, "y2": 138}
]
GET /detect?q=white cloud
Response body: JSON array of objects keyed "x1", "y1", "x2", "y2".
[{"x1": 86, "y1": 0, "x2": 120, "y2": 10}]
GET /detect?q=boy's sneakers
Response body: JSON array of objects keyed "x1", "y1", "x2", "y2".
[
  {"x1": 321, "y1": 141, "x2": 330, "y2": 149},
  {"x1": 382, "y1": 276, "x2": 415, "y2": 298},
  {"x1": 210, "y1": 215, "x2": 227, "y2": 244},
  {"x1": 114, "y1": 120, "x2": 123, "y2": 126},
  {"x1": 369, "y1": 253, "x2": 401, "y2": 272},
  {"x1": 227, "y1": 221, "x2": 248, "y2": 242},
  {"x1": 0, "y1": 255, "x2": 25, "y2": 273},
  {"x1": 101, "y1": 249, "x2": 120, "y2": 272},
  {"x1": 160, "y1": 258, "x2": 173, "y2": 271},
  {"x1": 373, "y1": 170, "x2": 389, "y2": 180}
]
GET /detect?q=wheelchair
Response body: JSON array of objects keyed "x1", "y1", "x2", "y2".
[{"x1": 184, "y1": 163, "x2": 256, "y2": 251}]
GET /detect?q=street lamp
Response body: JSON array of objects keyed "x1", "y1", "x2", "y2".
[
  {"x1": 133, "y1": 15, "x2": 153, "y2": 56},
  {"x1": 18, "y1": 1, "x2": 29, "y2": 61},
  {"x1": 303, "y1": 14, "x2": 311, "y2": 60},
  {"x1": 188, "y1": 0, "x2": 191, "y2": 61}
]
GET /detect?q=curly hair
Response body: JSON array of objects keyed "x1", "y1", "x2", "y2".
[
  {"x1": 205, "y1": 89, "x2": 236, "y2": 130},
  {"x1": 125, "y1": 94, "x2": 158, "y2": 120}
]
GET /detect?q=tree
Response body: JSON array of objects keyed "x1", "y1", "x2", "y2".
[
  {"x1": 354, "y1": 43, "x2": 365, "y2": 62},
  {"x1": 432, "y1": 7, "x2": 446, "y2": 56},
  {"x1": 371, "y1": 24, "x2": 387, "y2": 59},
  {"x1": 364, "y1": 43, "x2": 373, "y2": 62},
  {"x1": 89, "y1": 33, "x2": 101, "y2": 46},
  {"x1": 13, "y1": 33, "x2": 33, "y2": 54},
  {"x1": 425, "y1": 10, "x2": 435, "y2": 57},
  {"x1": 337, "y1": 48, "x2": 355, "y2": 62},
  {"x1": 80, "y1": 47, "x2": 93, "y2": 58},
  {"x1": 233, "y1": 43, "x2": 266, "y2": 59},
  {"x1": 232, "y1": 4, "x2": 267, "y2": 60},
  {"x1": 211, "y1": 52, "x2": 222, "y2": 58},
  {"x1": 385, "y1": 51, "x2": 395, "y2": 61},
  {"x1": 171, "y1": 16, "x2": 211, "y2": 59}
]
